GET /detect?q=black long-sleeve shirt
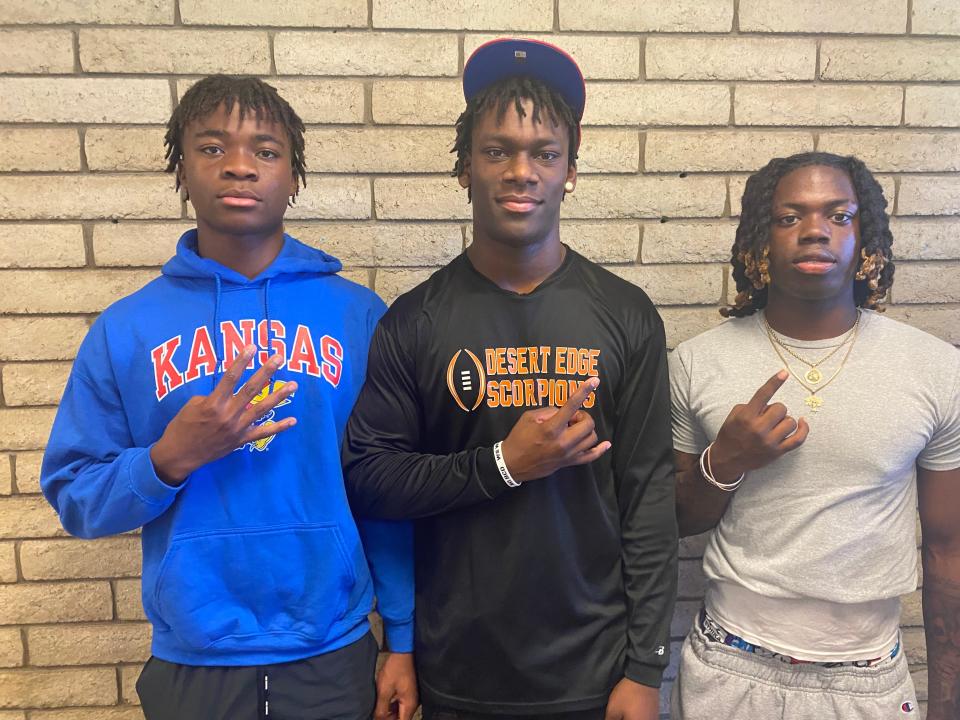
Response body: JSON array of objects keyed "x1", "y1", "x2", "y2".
[{"x1": 344, "y1": 249, "x2": 677, "y2": 714}]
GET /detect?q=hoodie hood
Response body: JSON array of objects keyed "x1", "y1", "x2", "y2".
[{"x1": 162, "y1": 229, "x2": 342, "y2": 285}]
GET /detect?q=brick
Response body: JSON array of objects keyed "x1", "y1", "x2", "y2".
[
  {"x1": 913, "y1": 0, "x2": 960, "y2": 35},
  {"x1": 284, "y1": 177, "x2": 371, "y2": 221},
  {"x1": 31, "y1": 709, "x2": 145, "y2": 720},
  {"x1": 647, "y1": 37, "x2": 815, "y2": 81},
  {"x1": 0, "y1": 270, "x2": 157, "y2": 314},
  {"x1": 270, "y1": 80, "x2": 364, "y2": 124},
  {"x1": 609, "y1": 264, "x2": 724, "y2": 305},
  {"x1": 0, "y1": 79, "x2": 170, "y2": 124},
  {"x1": 821, "y1": 39, "x2": 960, "y2": 81},
  {"x1": 0, "y1": 30, "x2": 73, "y2": 74},
  {"x1": 0, "y1": 129, "x2": 79, "y2": 173},
  {"x1": 890, "y1": 218, "x2": 960, "y2": 260},
  {"x1": 562, "y1": 223, "x2": 639, "y2": 263},
  {"x1": 577, "y1": 130, "x2": 640, "y2": 174},
  {"x1": 898, "y1": 176, "x2": 960, "y2": 215},
  {"x1": 28, "y1": 622, "x2": 151, "y2": 666},
  {"x1": 642, "y1": 220, "x2": 737, "y2": 264},
  {"x1": 820, "y1": 131, "x2": 960, "y2": 172},
  {"x1": 0, "y1": 713, "x2": 22, "y2": 720},
  {"x1": 364, "y1": 224, "x2": 461, "y2": 267},
  {"x1": 80, "y1": 29, "x2": 270, "y2": 74},
  {"x1": 0, "y1": 175, "x2": 181, "y2": 221},
  {"x1": 0, "y1": 629, "x2": 22, "y2": 668},
  {"x1": 285, "y1": 223, "x2": 374, "y2": 266},
  {"x1": 93, "y1": 222, "x2": 193, "y2": 267},
  {"x1": 181, "y1": 0, "x2": 365, "y2": 26},
  {"x1": 586, "y1": 83, "x2": 730, "y2": 126},
  {"x1": 904, "y1": 627, "x2": 927, "y2": 665},
  {"x1": 20, "y1": 537, "x2": 141, "y2": 581},
  {"x1": 375, "y1": 0, "x2": 552, "y2": 30},
  {"x1": 906, "y1": 86, "x2": 960, "y2": 128},
  {"x1": 740, "y1": 0, "x2": 906, "y2": 33},
  {"x1": 912, "y1": 667, "x2": 928, "y2": 701},
  {"x1": 646, "y1": 130, "x2": 811, "y2": 172},
  {"x1": 306, "y1": 128, "x2": 451, "y2": 173},
  {"x1": 0, "y1": 582, "x2": 110, "y2": 624},
  {"x1": 676, "y1": 557, "x2": 708, "y2": 598},
  {"x1": 375, "y1": 269, "x2": 435, "y2": 304},
  {"x1": 465, "y1": 34, "x2": 640, "y2": 80},
  {"x1": 563, "y1": 176, "x2": 726, "y2": 220},
  {"x1": 1, "y1": 495, "x2": 63, "y2": 538},
  {"x1": 901, "y1": 589, "x2": 924, "y2": 626},
  {"x1": 114, "y1": 579, "x2": 145, "y2": 621},
  {"x1": 375, "y1": 178, "x2": 471, "y2": 221},
  {"x1": 735, "y1": 84, "x2": 903, "y2": 126},
  {"x1": 119, "y1": 664, "x2": 141, "y2": 704},
  {"x1": 275, "y1": 32, "x2": 458, "y2": 77},
  {"x1": 13, "y1": 452, "x2": 43, "y2": 495},
  {"x1": 2, "y1": 363, "x2": 71, "y2": 407},
  {"x1": 0, "y1": 225, "x2": 85, "y2": 269},
  {"x1": 886, "y1": 305, "x2": 960, "y2": 345},
  {"x1": 0, "y1": 667, "x2": 116, "y2": 708},
  {"x1": 85, "y1": 127, "x2": 167, "y2": 173},
  {"x1": 730, "y1": 174, "x2": 897, "y2": 217},
  {"x1": 373, "y1": 80, "x2": 463, "y2": 126},
  {"x1": 335, "y1": 268, "x2": 371, "y2": 289},
  {"x1": 3, "y1": 0, "x2": 172, "y2": 24},
  {"x1": 0, "y1": 464, "x2": 9, "y2": 497},
  {"x1": 0, "y1": 319, "x2": 88, "y2": 363},
  {"x1": 0, "y1": 544, "x2": 15, "y2": 583},
  {"x1": 0, "y1": 411, "x2": 57, "y2": 453},
  {"x1": 894, "y1": 262, "x2": 960, "y2": 303},
  {"x1": 559, "y1": 0, "x2": 732, "y2": 31}
]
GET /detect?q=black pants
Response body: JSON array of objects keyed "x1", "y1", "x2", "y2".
[
  {"x1": 137, "y1": 632, "x2": 378, "y2": 720},
  {"x1": 421, "y1": 705, "x2": 606, "y2": 720}
]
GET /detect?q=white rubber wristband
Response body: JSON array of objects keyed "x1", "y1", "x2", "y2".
[{"x1": 493, "y1": 441, "x2": 520, "y2": 488}]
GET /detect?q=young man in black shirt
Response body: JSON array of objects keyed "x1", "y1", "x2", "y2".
[{"x1": 344, "y1": 39, "x2": 677, "y2": 720}]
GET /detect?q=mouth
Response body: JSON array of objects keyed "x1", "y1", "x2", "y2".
[
  {"x1": 793, "y1": 253, "x2": 837, "y2": 275},
  {"x1": 218, "y1": 189, "x2": 262, "y2": 208},
  {"x1": 496, "y1": 195, "x2": 542, "y2": 214}
]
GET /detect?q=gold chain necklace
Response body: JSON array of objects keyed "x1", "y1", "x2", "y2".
[
  {"x1": 762, "y1": 312, "x2": 862, "y2": 412},
  {"x1": 766, "y1": 313, "x2": 860, "y2": 385}
]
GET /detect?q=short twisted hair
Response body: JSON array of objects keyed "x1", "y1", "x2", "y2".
[
  {"x1": 723, "y1": 152, "x2": 894, "y2": 317},
  {"x1": 164, "y1": 75, "x2": 306, "y2": 200}
]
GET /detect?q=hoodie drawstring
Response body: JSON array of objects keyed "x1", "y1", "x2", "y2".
[
  {"x1": 264, "y1": 277, "x2": 276, "y2": 394},
  {"x1": 212, "y1": 273, "x2": 224, "y2": 392}
]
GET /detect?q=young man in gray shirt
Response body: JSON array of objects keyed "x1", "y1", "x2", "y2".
[{"x1": 670, "y1": 152, "x2": 960, "y2": 720}]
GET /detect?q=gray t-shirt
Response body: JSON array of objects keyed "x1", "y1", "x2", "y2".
[{"x1": 670, "y1": 310, "x2": 960, "y2": 605}]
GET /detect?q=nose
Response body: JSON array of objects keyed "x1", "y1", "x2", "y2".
[
  {"x1": 798, "y1": 214, "x2": 830, "y2": 243},
  {"x1": 503, "y1": 153, "x2": 537, "y2": 185},
  {"x1": 222, "y1": 149, "x2": 258, "y2": 180}
]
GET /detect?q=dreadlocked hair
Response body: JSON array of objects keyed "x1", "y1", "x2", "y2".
[
  {"x1": 451, "y1": 75, "x2": 578, "y2": 200},
  {"x1": 164, "y1": 75, "x2": 307, "y2": 202},
  {"x1": 722, "y1": 151, "x2": 894, "y2": 318}
]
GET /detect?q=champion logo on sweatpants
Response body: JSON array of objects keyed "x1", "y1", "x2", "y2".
[{"x1": 901, "y1": 701, "x2": 915, "y2": 713}]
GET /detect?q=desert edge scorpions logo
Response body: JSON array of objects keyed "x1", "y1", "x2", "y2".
[{"x1": 446, "y1": 345, "x2": 600, "y2": 412}]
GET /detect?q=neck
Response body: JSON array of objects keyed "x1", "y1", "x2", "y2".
[
  {"x1": 466, "y1": 230, "x2": 565, "y2": 294},
  {"x1": 763, "y1": 291, "x2": 859, "y2": 340},
  {"x1": 196, "y1": 221, "x2": 285, "y2": 280}
]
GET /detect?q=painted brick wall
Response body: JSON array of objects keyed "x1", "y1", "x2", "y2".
[{"x1": 1, "y1": 1, "x2": 958, "y2": 717}]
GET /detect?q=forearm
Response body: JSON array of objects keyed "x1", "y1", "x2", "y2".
[
  {"x1": 675, "y1": 464, "x2": 735, "y2": 537},
  {"x1": 922, "y1": 546, "x2": 960, "y2": 720}
]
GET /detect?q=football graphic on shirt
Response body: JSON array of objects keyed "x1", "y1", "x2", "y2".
[{"x1": 446, "y1": 348, "x2": 486, "y2": 412}]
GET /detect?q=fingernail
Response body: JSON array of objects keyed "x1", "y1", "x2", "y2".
[
  {"x1": 777, "y1": 369, "x2": 788, "y2": 379},
  {"x1": 588, "y1": 377, "x2": 599, "y2": 388}
]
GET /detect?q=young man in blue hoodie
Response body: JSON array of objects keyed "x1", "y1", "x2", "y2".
[{"x1": 41, "y1": 75, "x2": 416, "y2": 720}]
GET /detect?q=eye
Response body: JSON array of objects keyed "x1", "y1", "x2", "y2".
[
  {"x1": 256, "y1": 148, "x2": 280, "y2": 160},
  {"x1": 537, "y1": 151, "x2": 561, "y2": 161},
  {"x1": 200, "y1": 145, "x2": 224, "y2": 156},
  {"x1": 775, "y1": 215, "x2": 799, "y2": 226},
  {"x1": 484, "y1": 148, "x2": 507, "y2": 159},
  {"x1": 831, "y1": 211, "x2": 854, "y2": 224}
]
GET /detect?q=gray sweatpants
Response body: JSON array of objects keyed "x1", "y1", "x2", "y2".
[{"x1": 671, "y1": 620, "x2": 920, "y2": 720}]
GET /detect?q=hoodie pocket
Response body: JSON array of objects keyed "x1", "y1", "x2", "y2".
[{"x1": 153, "y1": 523, "x2": 357, "y2": 652}]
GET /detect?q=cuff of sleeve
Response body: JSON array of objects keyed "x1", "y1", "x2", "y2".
[
  {"x1": 475, "y1": 446, "x2": 511, "y2": 500},
  {"x1": 625, "y1": 659, "x2": 664, "y2": 689},
  {"x1": 128, "y1": 446, "x2": 185, "y2": 506},
  {"x1": 382, "y1": 617, "x2": 414, "y2": 653}
]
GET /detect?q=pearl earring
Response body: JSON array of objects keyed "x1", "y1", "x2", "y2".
[{"x1": 564, "y1": 181, "x2": 575, "y2": 193}]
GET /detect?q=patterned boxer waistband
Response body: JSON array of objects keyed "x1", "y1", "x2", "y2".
[{"x1": 698, "y1": 609, "x2": 900, "y2": 668}]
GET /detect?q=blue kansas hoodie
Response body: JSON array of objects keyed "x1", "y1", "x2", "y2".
[{"x1": 41, "y1": 230, "x2": 413, "y2": 665}]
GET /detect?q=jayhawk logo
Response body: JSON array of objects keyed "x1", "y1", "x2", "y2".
[{"x1": 240, "y1": 380, "x2": 296, "y2": 453}]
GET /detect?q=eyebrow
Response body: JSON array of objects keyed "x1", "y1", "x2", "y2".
[
  {"x1": 192, "y1": 129, "x2": 287, "y2": 146},
  {"x1": 483, "y1": 133, "x2": 563, "y2": 147},
  {"x1": 779, "y1": 198, "x2": 858, "y2": 210}
]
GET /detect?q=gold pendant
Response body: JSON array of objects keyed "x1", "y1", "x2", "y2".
[
  {"x1": 804, "y1": 395, "x2": 823, "y2": 412},
  {"x1": 805, "y1": 368, "x2": 822, "y2": 384}
]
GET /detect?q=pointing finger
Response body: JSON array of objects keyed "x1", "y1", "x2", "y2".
[{"x1": 546, "y1": 377, "x2": 599, "y2": 431}]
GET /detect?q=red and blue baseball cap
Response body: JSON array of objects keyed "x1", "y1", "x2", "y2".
[{"x1": 463, "y1": 38, "x2": 586, "y2": 147}]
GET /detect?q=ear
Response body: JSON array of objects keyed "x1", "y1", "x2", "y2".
[
  {"x1": 289, "y1": 171, "x2": 299, "y2": 199},
  {"x1": 458, "y1": 156, "x2": 471, "y2": 190},
  {"x1": 565, "y1": 163, "x2": 577, "y2": 192},
  {"x1": 177, "y1": 163, "x2": 190, "y2": 200}
]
